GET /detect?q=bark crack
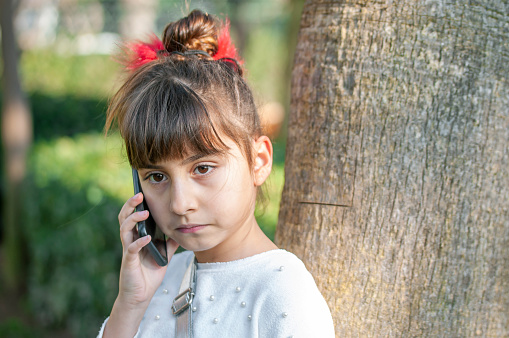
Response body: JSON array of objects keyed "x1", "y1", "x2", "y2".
[{"x1": 299, "y1": 201, "x2": 352, "y2": 207}]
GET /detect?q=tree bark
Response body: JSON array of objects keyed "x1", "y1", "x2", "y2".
[
  {"x1": 276, "y1": 1, "x2": 509, "y2": 336},
  {"x1": 1, "y1": 0, "x2": 33, "y2": 292}
]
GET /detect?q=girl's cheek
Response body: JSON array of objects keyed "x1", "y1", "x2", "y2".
[
  {"x1": 144, "y1": 186, "x2": 169, "y2": 209},
  {"x1": 197, "y1": 173, "x2": 227, "y2": 190},
  {"x1": 146, "y1": 181, "x2": 169, "y2": 194}
]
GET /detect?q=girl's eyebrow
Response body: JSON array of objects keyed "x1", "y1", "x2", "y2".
[
  {"x1": 182, "y1": 154, "x2": 207, "y2": 165},
  {"x1": 140, "y1": 151, "x2": 224, "y2": 169},
  {"x1": 182, "y1": 150, "x2": 224, "y2": 165},
  {"x1": 141, "y1": 164, "x2": 165, "y2": 169}
]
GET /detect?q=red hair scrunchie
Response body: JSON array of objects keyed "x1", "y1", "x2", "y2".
[{"x1": 119, "y1": 19, "x2": 242, "y2": 71}]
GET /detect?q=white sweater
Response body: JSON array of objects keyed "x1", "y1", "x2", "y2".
[{"x1": 98, "y1": 249, "x2": 335, "y2": 337}]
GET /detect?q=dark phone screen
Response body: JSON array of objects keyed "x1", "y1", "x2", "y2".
[{"x1": 132, "y1": 168, "x2": 168, "y2": 266}]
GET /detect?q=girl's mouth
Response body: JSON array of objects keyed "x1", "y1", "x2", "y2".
[{"x1": 176, "y1": 224, "x2": 207, "y2": 233}]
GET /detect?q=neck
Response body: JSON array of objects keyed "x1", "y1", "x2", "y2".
[{"x1": 194, "y1": 221, "x2": 278, "y2": 263}]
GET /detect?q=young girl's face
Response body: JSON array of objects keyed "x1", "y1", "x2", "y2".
[{"x1": 137, "y1": 137, "x2": 265, "y2": 262}]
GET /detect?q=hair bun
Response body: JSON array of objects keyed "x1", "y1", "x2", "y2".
[{"x1": 162, "y1": 9, "x2": 218, "y2": 58}]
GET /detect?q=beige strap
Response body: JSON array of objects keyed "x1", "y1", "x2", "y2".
[{"x1": 172, "y1": 255, "x2": 196, "y2": 338}]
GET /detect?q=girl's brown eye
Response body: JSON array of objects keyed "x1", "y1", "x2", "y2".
[
  {"x1": 149, "y1": 173, "x2": 166, "y2": 183},
  {"x1": 195, "y1": 166, "x2": 210, "y2": 174}
]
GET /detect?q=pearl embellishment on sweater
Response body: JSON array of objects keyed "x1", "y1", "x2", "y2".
[
  {"x1": 213, "y1": 318, "x2": 219, "y2": 324},
  {"x1": 236, "y1": 286, "x2": 241, "y2": 292},
  {"x1": 163, "y1": 289, "x2": 168, "y2": 294},
  {"x1": 279, "y1": 266, "x2": 285, "y2": 271},
  {"x1": 241, "y1": 301, "x2": 246, "y2": 307},
  {"x1": 155, "y1": 315, "x2": 160, "y2": 320},
  {"x1": 282, "y1": 312, "x2": 288, "y2": 318},
  {"x1": 210, "y1": 295, "x2": 215, "y2": 301},
  {"x1": 247, "y1": 315, "x2": 252, "y2": 320},
  {"x1": 192, "y1": 307, "x2": 197, "y2": 312}
]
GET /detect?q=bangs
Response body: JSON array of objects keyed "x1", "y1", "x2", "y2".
[
  {"x1": 106, "y1": 57, "x2": 261, "y2": 171},
  {"x1": 123, "y1": 77, "x2": 228, "y2": 168}
]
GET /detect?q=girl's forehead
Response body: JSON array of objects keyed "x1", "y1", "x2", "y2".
[
  {"x1": 142, "y1": 145, "x2": 240, "y2": 168},
  {"x1": 132, "y1": 132, "x2": 251, "y2": 170}
]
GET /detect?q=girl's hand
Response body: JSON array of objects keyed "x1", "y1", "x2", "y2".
[
  {"x1": 117, "y1": 192, "x2": 179, "y2": 306},
  {"x1": 103, "y1": 193, "x2": 179, "y2": 337}
]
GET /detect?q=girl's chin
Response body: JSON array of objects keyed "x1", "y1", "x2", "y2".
[{"x1": 173, "y1": 240, "x2": 216, "y2": 254}]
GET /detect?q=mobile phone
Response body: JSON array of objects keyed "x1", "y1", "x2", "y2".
[{"x1": 132, "y1": 168, "x2": 168, "y2": 266}]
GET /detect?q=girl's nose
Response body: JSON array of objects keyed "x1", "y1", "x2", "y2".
[{"x1": 169, "y1": 180, "x2": 197, "y2": 216}]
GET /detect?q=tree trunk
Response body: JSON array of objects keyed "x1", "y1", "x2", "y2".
[
  {"x1": 275, "y1": 1, "x2": 509, "y2": 336},
  {"x1": 1, "y1": 0, "x2": 33, "y2": 292}
]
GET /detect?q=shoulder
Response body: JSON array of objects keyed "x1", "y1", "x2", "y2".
[
  {"x1": 248, "y1": 250, "x2": 320, "y2": 293},
  {"x1": 247, "y1": 250, "x2": 335, "y2": 337},
  {"x1": 192, "y1": 250, "x2": 335, "y2": 337}
]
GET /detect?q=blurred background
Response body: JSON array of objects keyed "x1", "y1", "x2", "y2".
[{"x1": 0, "y1": 0, "x2": 304, "y2": 336}]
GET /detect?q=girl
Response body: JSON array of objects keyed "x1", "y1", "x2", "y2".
[{"x1": 99, "y1": 9, "x2": 334, "y2": 337}]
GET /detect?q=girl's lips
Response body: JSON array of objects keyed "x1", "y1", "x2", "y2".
[{"x1": 176, "y1": 224, "x2": 207, "y2": 233}]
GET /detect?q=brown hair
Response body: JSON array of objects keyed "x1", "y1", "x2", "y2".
[
  {"x1": 105, "y1": 10, "x2": 261, "y2": 171},
  {"x1": 162, "y1": 10, "x2": 218, "y2": 58}
]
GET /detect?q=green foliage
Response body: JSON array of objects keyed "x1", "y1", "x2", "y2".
[
  {"x1": 30, "y1": 92, "x2": 107, "y2": 141},
  {"x1": 25, "y1": 179, "x2": 122, "y2": 336},
  {"x1": 20, "y1": 51, "x2": 118, "y2": 141},
  {"x1": 0, "y1": 318, "x2": 42, "y2": 337},
  {"x1": 256, "y1": 164, "x2": 285, "y2": 240},
  {"x1": 244, "y1": 23, "x2": 290, "y2": 103},
  {"x1": 21, "y1": 51, "x2": 119, "y2": 98},
  {"x1": 31, "y1": 133, "x2": 132, "y2": 201},
  {"x1": 25, "y1": 134, "x2": 128, "y2": 336},
  {"x1": 14, "y1": 52, "x2": 130, "y2": 336}
]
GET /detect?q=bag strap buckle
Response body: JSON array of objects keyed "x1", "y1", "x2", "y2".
[{"x1": 172, "y1": 287, "x2": 194, "y2": 315}]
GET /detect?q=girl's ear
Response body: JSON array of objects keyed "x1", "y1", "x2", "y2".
[{"x1": 253, "y1": 136, "x2": 273, "y2": 186}]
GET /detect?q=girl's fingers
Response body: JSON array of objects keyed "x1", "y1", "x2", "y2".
[
  {"x1": 120, "y1": 210, "x2": 149, "y2": 233},
  {"x1": 126, "y1": 235, "x2": 151, "y2": 257},
  {"x1": 118, "y1": 193, "x2": 144, "y2": 225},
  {"x1": 119, "y1": 210, "x2": 149, "y2": 246}
]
